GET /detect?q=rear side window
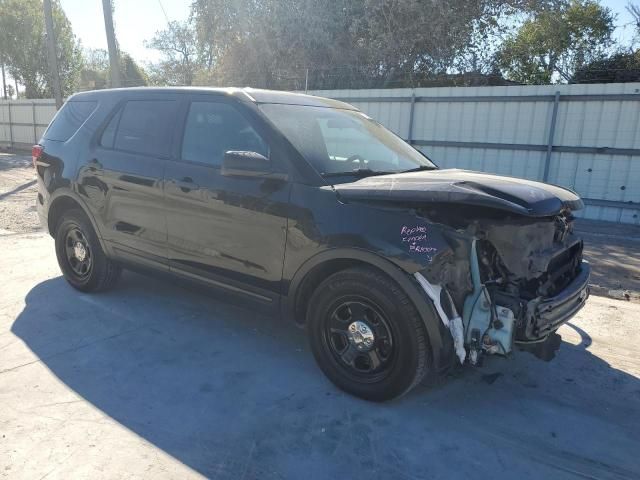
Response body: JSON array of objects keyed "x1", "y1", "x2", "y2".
[
  {"x1": 181, "y1": 102, "x2": 268, "y2": 166},
  {"x1": 112, "y1": 100, "x2": 178, "y2": 156},
  {"x1": 44, "y1": 101, "x2": 97, "y2": 141}
]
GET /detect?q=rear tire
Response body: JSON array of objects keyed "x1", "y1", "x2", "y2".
[
  {"x1": 307, "y1": 266, "x2": 431, "y2": 401},
  {"x1": 54, "y1": 209, "x2": 121, "y2": 292}
]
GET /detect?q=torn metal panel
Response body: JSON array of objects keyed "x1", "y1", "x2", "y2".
[{"x1": 414, "y1": 272, "x2": 466, "y2": 364}]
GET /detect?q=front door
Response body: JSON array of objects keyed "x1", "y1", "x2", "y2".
[{"x1": 164, "y1": 98, "x2": 290, "y2": 304}]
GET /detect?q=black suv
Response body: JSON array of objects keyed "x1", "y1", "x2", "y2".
[{"x1": 35, "y1": 87, "x2": 589, "y2": 401}]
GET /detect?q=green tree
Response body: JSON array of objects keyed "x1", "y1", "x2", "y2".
[
  {"x1": 572, "y1": 49, "x2": 640, "y2": 83},
  {"x1": 497, "y1": 0, "x2": 614, "y2": 84},
  {"x1": 189, "y1": 0, "x2": 533, "y2": 89},
  {"x1": 0, "y1": 0, "x2": 82, "y2": 97},
  {"x1": 145, "y1": 21, "x2": 197, "y2": 86},
  {"x1": 80, "y1": 48, "x2": 147, "y2": 90},
  {"x1": 4, "y1": 84, "x2": 16, "y2": 99},
  {"x1": 120, "y1": 53, "x2": 148, "y2": 87},
  {"x1": 79, "y1": 48, "x2": 109, "y2": 90}
]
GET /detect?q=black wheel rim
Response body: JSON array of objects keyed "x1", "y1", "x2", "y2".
[
  {"x1": 63, "y1": 226, "x2": 92, "y2": 279},
  {"x1": 322, "y1": 298, "x2": 396, "y2": 382}
]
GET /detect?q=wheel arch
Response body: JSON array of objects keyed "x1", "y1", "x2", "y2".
[
  {"x1": 47, "y1": 190, "x2": 108, "y2": 252},
  {"x1": 285, "y1": 248, "x2": 445, "y2": 366}
]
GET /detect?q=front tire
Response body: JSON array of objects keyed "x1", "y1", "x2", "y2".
[
  {"x1": 54, "y1": 209, "x2": 121, "y2": 292},
  {"x1": 307, "y1": 266, "x2": 431, "y2": 401}
]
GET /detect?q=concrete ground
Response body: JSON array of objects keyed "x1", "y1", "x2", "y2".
[
  {"x1": 575, "y1": 221, "x2": 640, "y2": 301},
  {"x1": 1, "y1": 232, "x2": 640, "y2": 479}
]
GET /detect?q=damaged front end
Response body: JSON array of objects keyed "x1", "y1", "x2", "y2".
[
  {"x1": 333, "y1": 169, "x2": 590, "y2": 365},
  {"x1": 414, "y1": 207, "x2": 589, "y2": 365}
]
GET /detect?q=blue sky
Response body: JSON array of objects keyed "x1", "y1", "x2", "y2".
[
  {"x1": 59, "y1": 0, "x2": 637, "y2": 66},
  {"x1": 59, "y1": 0, "x2": 190, "y2": 64},
  {"x1": 602, "y1": 0, "x2": 638, "y2": 45}
]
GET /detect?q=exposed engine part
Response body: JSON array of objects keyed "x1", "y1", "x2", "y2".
[
  {"x1": 485, "y1": 306, "x2": 516, "y2": 355},
  {"x1": 414, "y1": 272, "x2": 466, "y2": 364},
  {"x1": 469, "y1": 329, "x2": 482, "y2": 365},
  {"x1": 463, "y1": 240, "x2": 516, "y2": 361},
  {"x1": 416, "y1": 210, "x2": 586, "y2": 357}
]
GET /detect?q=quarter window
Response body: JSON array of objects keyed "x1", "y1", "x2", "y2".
[
  {"x1": 181, "y1": 102, "x2": 268, "y2": 166},
  {"x1": 44, "y1": 101, "x2": 97, "y2": 142},
  {"x1": 100, "y1": 108, "x2": 122, "y2": 148},
  {"x1": 112, "y1": 100, "x2": 178, "y2": 156}
]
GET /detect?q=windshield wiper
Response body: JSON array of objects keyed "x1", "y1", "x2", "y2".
[
  {"x1": 321, "y1": 168, "x2": 395, "y2": 178},
  {"x1": 399, "y1": 165, "x2": 438, "y2": 173}
]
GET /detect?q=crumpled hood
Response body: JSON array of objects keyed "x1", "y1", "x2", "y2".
[{"x1": 333, "y1": 169, "x2": 583, "y2": 217}]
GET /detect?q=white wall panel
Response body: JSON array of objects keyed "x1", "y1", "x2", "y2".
[
  {"x1": 0, "y1": 100, "x2": 57, "y2": 147},
  {"x1": 311, "y1": 83, "x2": 640, "y2": 224},
  {"x1": 3, "y1": 85, "x2": 640, "y2": 223}
]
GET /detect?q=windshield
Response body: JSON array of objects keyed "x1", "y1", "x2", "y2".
[{"x1": 259, "y1": 103, "x2": 437, "y2": 177}]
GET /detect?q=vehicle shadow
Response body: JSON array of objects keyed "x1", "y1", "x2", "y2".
[
  {"x1": 11, "y1": 273, "x2": 640, "y2": 479},
  {"x1": 0, "y1": 179, "x2": 36, "y2": 200}
]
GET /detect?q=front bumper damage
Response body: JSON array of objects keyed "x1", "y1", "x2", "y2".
[
  {"x1": 415, "y1": 239, "x2": 590, "y2": 365},
  {"x1": 523, "y1": 263, "x2": 590, "y2": 342}
]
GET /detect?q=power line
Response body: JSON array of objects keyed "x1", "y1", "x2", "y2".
[{"x1": 157, "y1": 0, "x2": 171, "y2": 27}]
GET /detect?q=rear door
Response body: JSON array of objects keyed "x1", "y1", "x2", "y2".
[
  {"x1": 164, "y1": 96, "x2": 290, "y2": 304},
  {"x1": 80, "y1": 95, "x2": 182, "y2": 269}
]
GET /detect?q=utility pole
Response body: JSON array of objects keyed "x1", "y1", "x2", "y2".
[
  {"x1": 1, "y1": 62, "x2": 7, "y2": 100},
  {"x1": 43, "y1": 0, "x2": 63, "y2": 109},
  {"x1": 101, "y1": 0, "x2": 121, "y2": 88}
]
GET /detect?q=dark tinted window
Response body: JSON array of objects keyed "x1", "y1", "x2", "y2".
[
  {"x1": 44, "y1": 101, "x2": 97, "y2": 141},
  {"x1": 100, "y1": 108, "x2": 122, "y2": 148},
  {"x1": 114, "y1": 100, "x2": 178, "y2": 156},
  {"x1": 181, "y1": 102, "x2": 268, "y2": 166}
]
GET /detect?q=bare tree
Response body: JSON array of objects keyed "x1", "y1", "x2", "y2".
[
  {"x1": 145, "y1": 21, "x2": 197, "y2": 86},
  {"x1": 628, "y1": 2, "x2": 640, "y2": 33}
]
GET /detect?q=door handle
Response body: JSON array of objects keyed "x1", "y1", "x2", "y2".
[{"x1": 173, "y1": 176, "x2": 198, "y2": 192}]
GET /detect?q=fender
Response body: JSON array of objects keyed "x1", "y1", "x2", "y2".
[
  {"x1": 284, "y1": 247, "x2": 446, "y2": 368},
  {"x1": 46, "y1": 187, "x2": 109, "y2": 254}
]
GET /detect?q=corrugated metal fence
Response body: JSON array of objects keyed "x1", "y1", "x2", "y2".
[
  {"x1": 2, "y1": 83, "x2": 639, "y2": 223},
  {"x1": 0, "y1": 99, "x2": 57, "y2": 150},
  {"x1": 310, "y1": 83, "x2": 640, "y2": 224}
]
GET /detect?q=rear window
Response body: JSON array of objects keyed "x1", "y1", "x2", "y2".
[
  {"x1": 43, "y1": 101, "x2": 97, "y2": 141},
  {"x1": 113, "y1": 100, "x2": 178, "y2": 156}
]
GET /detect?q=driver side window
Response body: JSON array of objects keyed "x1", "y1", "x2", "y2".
[{"x1": 181, "y1": 102, "x2": 269, "y2": 167}]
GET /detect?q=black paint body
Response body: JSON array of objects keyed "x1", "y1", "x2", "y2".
[{"x1": 36, "y1": 88, "x2": 589, "y2": 372}]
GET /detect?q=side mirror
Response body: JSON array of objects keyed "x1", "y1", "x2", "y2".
[{"x1": 221, "y1": 151, "x2": 271, "y2": 177}]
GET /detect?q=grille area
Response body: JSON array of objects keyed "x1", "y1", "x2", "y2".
[{"x1": 534, "y1": 241, "x2": 583, "y2": 297}]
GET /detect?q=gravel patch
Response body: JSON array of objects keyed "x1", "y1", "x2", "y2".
[{"x1": 0, "y1": 152, "x2": 41, "y2": 233}]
